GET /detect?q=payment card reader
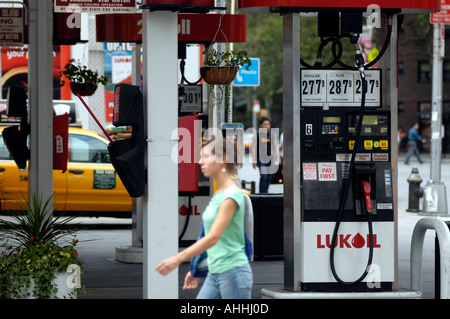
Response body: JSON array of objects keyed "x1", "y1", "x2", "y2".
[{"x1": 299, "y1": 69, "x2": 395, "y2": 292}]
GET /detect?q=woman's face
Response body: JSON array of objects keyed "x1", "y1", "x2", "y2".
[{"x1": 199, "y1": 146, "x2": 222, "y2": 177}]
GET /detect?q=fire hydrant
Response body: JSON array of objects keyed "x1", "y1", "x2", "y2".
[{"x1": 407, "y1": 167, "x2": 423, "y2": 212}]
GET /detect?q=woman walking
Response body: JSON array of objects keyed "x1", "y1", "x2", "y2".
[{"x1": 155, "y1": 137, "x2": 253, "y2": 299}]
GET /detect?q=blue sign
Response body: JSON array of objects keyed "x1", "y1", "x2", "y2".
[{"x1": 232, "y1": 58, "x2": 260, "y2": 87}]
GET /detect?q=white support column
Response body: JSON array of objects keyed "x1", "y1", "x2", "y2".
[
  {"x1": 27, "y1": 0, "x2": 53, "y2": 202},
  {"x1": 389, "y1": 14, "x2": 399, "y2": 290},
  {"x1": 142, "y1": 9, "x2": 179, "y2": 299},
  {"x1": 282, "y1": 13, "x2": 301, "y2": 292}
]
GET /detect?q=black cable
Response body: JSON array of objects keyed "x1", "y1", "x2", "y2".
[
  {"x1": 180, "y1": 59, "x2": 202, "y2": 85},
  {"x1": 301, "y1": 15, "x2": 393, "y2": 71},
  {"x1": 300, "y1": 37, "x2": 343, "y2": 69},
  {"x1": 179, "y1": 194, "x2": 192, "y2": 241},
  {"x1": 329, "y1": 66, "x2": 374, "y2": 286}
]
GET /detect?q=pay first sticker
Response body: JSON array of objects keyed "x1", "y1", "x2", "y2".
[{"x1": 318, "y1": 162, "x2": 337, "y2": 181}]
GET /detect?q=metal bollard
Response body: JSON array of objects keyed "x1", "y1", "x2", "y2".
[{"x1": 407, "y1": 167, "x2": 424, "y2": 212}]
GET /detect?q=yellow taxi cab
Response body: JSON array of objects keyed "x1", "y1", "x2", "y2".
[{"x1": 0, "y1": 126, "x2": 132, "y2": 215}]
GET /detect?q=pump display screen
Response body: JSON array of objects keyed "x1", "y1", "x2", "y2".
[
  {"x1": 348, "y1": 114, "x2": 389, "y2": 136},
  {"x1": 323, "y1": 116, "x2": 341, "y2": 123},
  {"x1": 362, "y1": 115, "x2": 378, "y2": 125}
]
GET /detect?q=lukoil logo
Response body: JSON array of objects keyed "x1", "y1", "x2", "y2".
[
  {"x1": 179, "y1": 204, "x2": 200, "y2": 216},
  {"x1": 317, "y1": 232, "x2": 381, "y2": 249}
]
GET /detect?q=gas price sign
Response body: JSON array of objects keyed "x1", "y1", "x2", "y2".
[
  {"x1": 301, "y1": 69, "x2": 381, "y2": 108},
  {"x1": 179, "y1": 85, "x2": 202, "y2": 113}
]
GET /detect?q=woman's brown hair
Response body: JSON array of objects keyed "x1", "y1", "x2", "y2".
[{"x1": 202, "y1": 137, "x2": 238, "y2": 175}]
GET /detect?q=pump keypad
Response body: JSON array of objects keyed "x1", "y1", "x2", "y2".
[{"x1": 322, "y1": 124, "x2": 339, "y2": 135}]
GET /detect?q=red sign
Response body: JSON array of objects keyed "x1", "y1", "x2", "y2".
[
  {"x1": 431, "y1": 0, "x2": 450, "y2": 23},
  {"x1": 54, "y1": 0, "x2": 136, "y2": 13},
  {"x1": 53, "y1": 113, "x2": 69, "y2": 171},
  {"x1": 0, "y1": 8, "x2": 24, "y2": 47},
  {"x1": 96, "y1": 13, "x2": 247, "y2": 43},
  {"x1": 316, "y1": 233, "x2": 381, "y2": 249},
  {"x1": 238, "y1": 0, "x2": 440, "y2": 11}
]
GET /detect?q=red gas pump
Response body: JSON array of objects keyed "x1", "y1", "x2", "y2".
[{"x1": 178, "y1": 113, "x2": 199, "y2": 193}]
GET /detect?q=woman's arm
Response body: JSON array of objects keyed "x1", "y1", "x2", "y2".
[{"x1": 155, "y1": 198, "x2": 238, "y2": 276}]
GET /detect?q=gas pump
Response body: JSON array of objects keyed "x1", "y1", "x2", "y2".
[
  {"x1": 299, "y1": 21, "x2": 395, "y2": 292},
  {"x1": 108, "y1": 83, "x2": 145, "y2": 198}
]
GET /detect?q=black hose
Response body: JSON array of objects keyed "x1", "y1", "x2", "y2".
[
  {"x1": 180, "y1": 59, "x2": 202, "y2": 85},
  {"x1": 328, "y1": 75, "x2": 375, "y2": 286},
  {"x1": 301, "y1": 15, "x2": 393, "y2": 71},
  {"x1": 179, "y1": 194, "x2": 192, "y2": 241}
]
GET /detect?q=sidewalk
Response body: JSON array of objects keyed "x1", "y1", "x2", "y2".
[{"x1": 77, "y1": 154, "x2": 450, "y2": 299}]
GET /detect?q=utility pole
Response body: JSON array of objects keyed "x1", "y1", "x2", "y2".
[{"x1": 422, "y1": 22, "x2": 448, "y2": 215}]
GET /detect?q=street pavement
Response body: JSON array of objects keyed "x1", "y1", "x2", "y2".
[{"x1": 75, "y1": 153, "x2": 450, "y2": 299}]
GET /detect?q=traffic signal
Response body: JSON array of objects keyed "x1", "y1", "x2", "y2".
[{"x1": 107, "y1": 84, "x2": 145, "y2": 197}]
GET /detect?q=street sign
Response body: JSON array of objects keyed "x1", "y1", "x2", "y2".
[
  {"x1": 233, "y1": 58, "x2": 260, "y2": 87},
  {"x1": 0, "y1": 8, "x2": 24, "y2": 47},
  {"x1": 54, "y1": 0, "x2": 136, "y2": 13},
  {"x1": 431, "y1": 0, "x2": 450, "y2": 23}
]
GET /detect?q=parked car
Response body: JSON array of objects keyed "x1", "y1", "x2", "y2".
[{"x1": 0, "y1": 126, "x2": 132, "y2": 216}]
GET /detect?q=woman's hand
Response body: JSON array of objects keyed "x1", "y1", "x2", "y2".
[
  {"x1": 183, "y1": 271, "x2": 201, "y2": 290},
  {"x1": 155, "y1": 255, "x2": 182, "y2": 276}
]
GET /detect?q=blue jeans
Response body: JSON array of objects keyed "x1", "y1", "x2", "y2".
[
  {"x1": 405, "y1": 141, "x2": 423, "y2": 164},
  {"x1": 258, "y1": 159, "x2": 272, "y2": 193},
  {"x1": 259, "y1": 173, "x2": 272, "y2": 193},
  {"x1": 196, "y1": 265, "x2": 253, "y2": 299}
]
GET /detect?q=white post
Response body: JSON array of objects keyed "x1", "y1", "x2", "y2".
[
  {"x1": 27, "y1": 0, "x2": 53, "y2": 202},
  {"x1": 142, "y1": 9, "x2": 179, "y2": 299},
  {"x1": 282, "y1": 13, "x2": 301, "y2": 291},
  {"x1": 422, "y1": 22, "x2": 448, "y2": 215}
]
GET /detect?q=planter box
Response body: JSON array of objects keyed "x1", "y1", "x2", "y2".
[{"x1": 14, "y1": 265, "x2": 80, "y2": 299}]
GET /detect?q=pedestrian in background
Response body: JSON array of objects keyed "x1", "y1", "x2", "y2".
[
  {"x1": 251, "y1": 117, "x2": 280, "y2": 193},
  {"x1": 155, "y1": 137, "x2": 253, "y2": 299},
  {"x1": 404, "y1": 122, "x2": 425, "y2": 165}
]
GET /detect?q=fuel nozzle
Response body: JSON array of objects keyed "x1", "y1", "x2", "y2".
[
  {"x1": 360, "y1": 180, "x2": 373, "y2": 213},
  {"x1": 354, "y1": 40, "x2": 366, "y2": 79}
]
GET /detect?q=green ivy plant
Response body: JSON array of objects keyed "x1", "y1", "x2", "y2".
[
  {"x1": 203, "y1": 49, "x2": 252, "y2": 69},
  {"x1": 60, "y1": 59, "x2": 108, "y2": 88},
  {"x1": 0, "y1": 193, "x2": 84, "y2": 299}
]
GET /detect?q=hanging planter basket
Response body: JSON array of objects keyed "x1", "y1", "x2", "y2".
[
  {"x1": 70, "y1": 82, "x2": 98, "y2": 97},
  {"x1": 200, "y1": 66, "x2": 239, "y2": 85}
]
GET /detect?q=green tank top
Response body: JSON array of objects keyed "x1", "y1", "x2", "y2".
[{"x1": 202, "y1": 185, "x2": 249, "y2": 274}]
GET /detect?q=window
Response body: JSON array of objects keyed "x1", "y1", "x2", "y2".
[
  {"x1": 418, "y1": 61, "x2": 431, "y2": 82},
  {"x1": 398, "y1": 101, "x2": 404, "y2": 115},
  {"x1": 444, "y1": 61, "x2": 450, "y2": 82},
  {"x1": 69, "y1": 134, "x2": 110, "y2": 163},
  {"x1": 0, "y1": 135, "x2": 11, "y2": 160}
]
